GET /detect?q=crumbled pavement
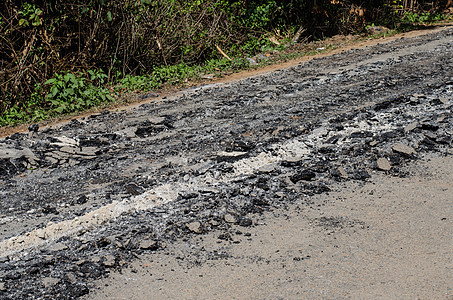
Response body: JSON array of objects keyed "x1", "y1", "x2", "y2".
[{"x1": 0, "y1": 27, "x2": 452, "y2": 299}]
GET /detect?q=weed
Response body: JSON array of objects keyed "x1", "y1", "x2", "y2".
[
  {"x1": 0, "y1": 85, "x2": 47, "y2": 126},
  {"x1": 44, "y1": 71, "x2": 114, "y2": 114},
  {"x1": 18, "y1": 2, "x2": 43, "y2": 27},
  {"x1": 401, "y1": 11, "x2": 446, "y2": 24}
]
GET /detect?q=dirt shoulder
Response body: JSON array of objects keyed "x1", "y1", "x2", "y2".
[
  {"x1": 1, "y1": 22, "x2": 452, "y2": 139},
  {"x1": 89, "y1": 153, "x2": 453, "y2": 299}
]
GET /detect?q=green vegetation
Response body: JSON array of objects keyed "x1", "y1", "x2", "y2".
[
  {"x1": 0, "y1": 0, "x2": 451, "y2": 127},
  {"x1": 401, "y1": 11, "x2": 447, "y2": 24},
  {"x1": 44, "y1": 70, "x2": 113, "y2": 114},
  {"x1": 0, "y1": 57, "x2": 251, "y2": 126}
]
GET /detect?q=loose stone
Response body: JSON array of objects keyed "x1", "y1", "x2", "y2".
[
  {"x1": 392, "y1": 143, "x2": 416, "y2": 156},
  {"x1": 290, "y1": 170, "x2": 316, "y2": 183},
  {"x1": 404, "y1": 121, "x2": 418, "y2": 133},
  {"x1": 238, "y1": 217, "x2": 253, "y2": 227},
  {"x1": 224, "y1": 214, "x2": 236, "y2": 223},
  {"x1": 377, "y1": 158, "x2": 392, "y2": 171},
  {"x1": 42, "y1": 277, "x2": 59, "y2": 288},
  {"x1": 139, "y1": 240, "x2": 159, "y2": 250},
  {"x1": 187, "y1": 221, "x2": 202, "y2": 234},
  {"x1": 103, "y1": 255, "x2": 116, "y2": 267}
]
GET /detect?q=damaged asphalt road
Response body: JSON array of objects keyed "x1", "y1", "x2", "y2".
[{"x1": 0, "y1": 27, "x2": 452, "y2": 299}]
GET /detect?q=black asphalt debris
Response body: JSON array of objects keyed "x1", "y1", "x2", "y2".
[{"x1": 0, "y1": 28, "x2": 452, "y2": 299}]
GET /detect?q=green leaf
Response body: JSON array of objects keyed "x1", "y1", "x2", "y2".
[
  {"x1": 32, "y1": 18, "x2": 41, "y2": 26},
  {"x1": 50, "y1": 86, "x2": 58, "y2": 97},
  {"x1": 107, "y1": 11, "x2": 113, "y2": 22},
  {"x1": 44, "y1": 78, "x2": 56, "y2": 85},
  {"x1": 64, "y1": 73, "x2": 76, "y2": 83},
  {"x1": 19, "y1": 19, "x2": 29, "y2": 26},
  {"x1": 88, "y1": 70, "x2": 95, "y2": 79}
]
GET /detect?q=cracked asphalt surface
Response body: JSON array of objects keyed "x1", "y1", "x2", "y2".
[{"x1": 0, "y1": 26, "x2": 452, "y2": 299}]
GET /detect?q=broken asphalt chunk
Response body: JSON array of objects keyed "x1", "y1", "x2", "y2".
[
  {"x1": 404, "y1": 121, "x2": 418, "y2": 133},
  {"x1": 139, "y1": 239, "x2": 159, "y2": 250},
  {"x1": 216, "y1": 151, "x2": 248, "y2": 162},
  {"x1": 238, "y1": 216, "x2": 253, "y2": 227},
  {"x1": 392, "y1": 143, "x2": 416, "y2": 156},
  {"x1": 290, "y1": 169, "x2": 316, "y2": 183},
  {"x1": 187, "y1": 221, "x2": 203, "y2": 234},
  {"x1": 125, "y1": 183, "x2": 145, "y2": 196},
  {"x1": 376, "y1": 158, "x2": 392, "y2": 171},
  {"x1": 28, "y1": 124, "x2": 39, "y2": 132}
]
